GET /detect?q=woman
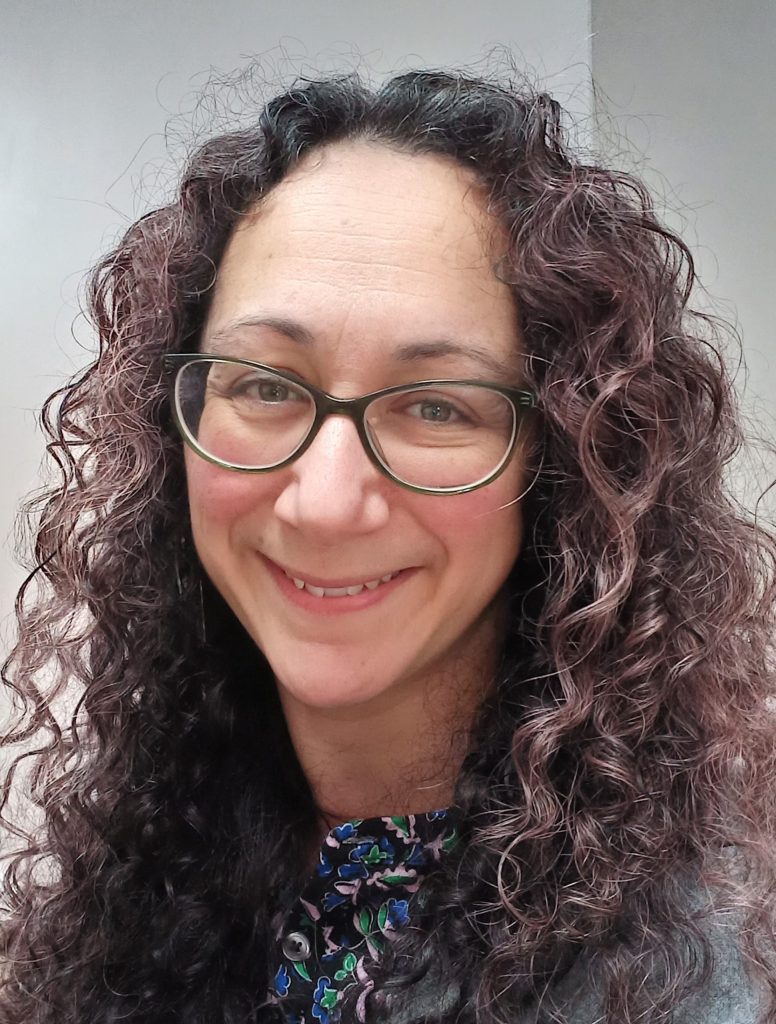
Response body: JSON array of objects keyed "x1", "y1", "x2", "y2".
[{"x1": 2, "y1": 70, "x2": 775, "y2": 1024}]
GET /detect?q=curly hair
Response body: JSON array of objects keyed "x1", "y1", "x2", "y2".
[{"x1": 2, "y1": 69, "x2": 776, "y2": 1024}]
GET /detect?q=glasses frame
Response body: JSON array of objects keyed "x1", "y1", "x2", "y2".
[{"x1": 164, "y1": 352, "x2": 537, "y2": 495}]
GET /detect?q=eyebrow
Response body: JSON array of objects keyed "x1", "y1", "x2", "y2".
[{"x1": 205, "y1": 315, "x2": 519, "y2": 382}]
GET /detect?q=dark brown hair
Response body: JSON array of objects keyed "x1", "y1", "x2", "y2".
[{"x1": 2, "y1": 69, "x2": 776, "y2": 1023}]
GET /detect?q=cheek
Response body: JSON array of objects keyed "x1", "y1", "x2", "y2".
[
  {"x1": 415, "y1": 478, "x2": 524, "y2": 572},
  {"x1": 185, "y1": 455, "x2": 274, "y2": 537}
]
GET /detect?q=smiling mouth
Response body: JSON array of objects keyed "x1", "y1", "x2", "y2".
[{"x1": 282, "y1": 569, "x2": 402, "y2": 598}]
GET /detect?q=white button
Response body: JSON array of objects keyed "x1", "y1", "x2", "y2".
[{"x1": 282, "y1": 931, "x2": 311, "y2": 961}]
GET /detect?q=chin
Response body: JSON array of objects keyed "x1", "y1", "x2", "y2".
[
  {"x1": 276, "y1": 674, "x2": 391, "y2": 711},
  {"x1": 267, "y1": 649, "x2": 406, "y2": 712}
]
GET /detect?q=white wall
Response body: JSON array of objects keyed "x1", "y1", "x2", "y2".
[
  {"x1": 0, "y1": 0, "x2": 593, "y2": 645},
  {"x1": 591, "y1": 0, "x2": 776, "y2": 502},
  {"x1": 5, "y1": 0, "x2": 774, "y2": 647}
]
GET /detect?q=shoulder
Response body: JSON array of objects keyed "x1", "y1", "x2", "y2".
[
  {"x1": 667, "y1": 908, "x2": 765, "y2": 1024},
  {"x1": 390, "y1": 903, "x2": 766, "y2": 1024},
  {"x1": 548, "y1": 900, "x2": 766, "y2": 1024}
]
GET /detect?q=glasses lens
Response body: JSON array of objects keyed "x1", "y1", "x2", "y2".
[
  {"x1": 365, "y1": 384, "x2": 518, "y2": 490},
  {"x1": 175, "y1": 359, "x2": 316, "y2": 469}
]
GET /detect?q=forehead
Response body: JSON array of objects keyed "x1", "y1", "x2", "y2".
[{"x1": 204, "y1": 141, "x2": 520, "y2": 375}]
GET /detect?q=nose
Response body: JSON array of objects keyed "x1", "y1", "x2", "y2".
[{"x1": 273, "y1": 414, "x2": 391, "y2": 539}]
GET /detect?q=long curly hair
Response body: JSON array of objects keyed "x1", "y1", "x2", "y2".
[{"x1": 2, "y1": 69, "x2": 776, "y2": 1024}]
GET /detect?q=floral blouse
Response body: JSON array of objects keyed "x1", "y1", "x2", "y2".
[{"x1": 270, "y1": 808, "x2": 460, "y2": 1024}]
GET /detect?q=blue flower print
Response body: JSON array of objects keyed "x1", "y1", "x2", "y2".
[
  {"x1": 385, "y1": 897, "x2": 410, "y2": 928},
  {"x1": 275, "y1": 963, "x2": 291, "y2": 997},
  {"x1": 317, "y1": 852, "x2": 334, "y2": 878},
  {"x1": 377, "y1": 897, "x2": 410, "y2": 936},
  {"x1": 404, "y1": 842, "x2": 427, "y2": 869},
  {"x1": 314, "y1": 976, "x2": 332, "y2": 1000},
  {"x1": 425, "y1": 809, "x2": 448, "y2": 821},
  {"x1": 348, "y1": 840, "x2": 375, "y2": 862},
  {"x1": 332, "y1": 821, "x2": 359, "y2": 842},
  {"x1": 270, "y1": 809, "x2": 462, "y2": 1023},
  {"x1": 371, "y1": 835, "x2": 397, "y2": 866},
  {"x1": 338, "y1": 860, "x2": 369, "y2": 882},
  {"x1": 341, "y1": 836, "x2": 395, "y2": 877},
  {"x1": 312, "y1": 975, "x2": 338, "y2": 1024},
  {"x1": 322, "y1": 888, "x2": 351, "y2": 912}
]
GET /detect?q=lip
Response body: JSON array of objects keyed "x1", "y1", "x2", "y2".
[{"x1": 262, "y1": 555, "x2": 415, "y2": 615}]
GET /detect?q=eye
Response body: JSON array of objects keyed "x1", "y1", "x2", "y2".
[
  {"x1": 220, "y1": 372, "x2": 308, "y2": 405},
  {"x1": 252, "y1": 379, "x2": 293, "y2": 403},
  {"x1": 400, "y1": 393, "x2": 473, "y2": 425},
  {"x1": 409, "y1": 398, "x2": 463, "y2": 423}
]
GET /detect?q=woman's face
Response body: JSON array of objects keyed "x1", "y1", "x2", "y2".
[{"x1": 185, "y1": 141, "x2": 528, "y2": 711}]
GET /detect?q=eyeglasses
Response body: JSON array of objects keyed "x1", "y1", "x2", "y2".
[{"x1": 164, "y1": 353, "x2": 536, "y2": 495}]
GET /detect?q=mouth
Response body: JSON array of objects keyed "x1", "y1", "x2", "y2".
[
  {"x1": 262, "y1": 556, "x2": 413, "y2": 613},
  {"x1": 282, "y1": 569, "x2": 401, "y2": 598}
]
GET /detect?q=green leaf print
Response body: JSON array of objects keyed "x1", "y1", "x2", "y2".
[
  {"x1": 293, "y1": 961, "x2": 312, "y2": 982},
  {"x1": 362, "y1": 844, "x2": 388, "y2": 866},
  {"x1": 390, "y1": 816, "x2": 410, "y2": 836},
  {"x1": 343, "y1": 952, "x2": 357, "y2": 972},
  {"x1": 382, "y1": 873, "x2": 413, "y2": 885},
  {"x1": 442, "y1": 828, "x2": 460, "y2": 852},
  {"x1": 359, "y1": 907, "x2": 374, "y2": 935},
  {"x1": 321, "y1": 987, "x2": 339, "y2": 1011},
  {"x1": 334, "y1": 952, "x2": 358, "y2": 982}
]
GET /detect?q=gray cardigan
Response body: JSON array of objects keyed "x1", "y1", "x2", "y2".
[
  {"x1": 538, "y1": 912, "x2": 763, "y2": 1024},
  {"x1": 394, "y1": 907, "x2": 765, "y2": 1024}
]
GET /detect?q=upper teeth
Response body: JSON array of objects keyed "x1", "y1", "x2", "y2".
[{"x1": 284, "y1": 571, "x2": 399, "y2": 597}]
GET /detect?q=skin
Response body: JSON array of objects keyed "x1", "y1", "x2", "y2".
[{"x1": 185, "y1": 141, "x2": 529, "y2": 826}]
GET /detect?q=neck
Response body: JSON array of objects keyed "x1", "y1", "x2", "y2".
[{"x1": 277, "y1": 618, "x2": 501, "y2": 830}]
